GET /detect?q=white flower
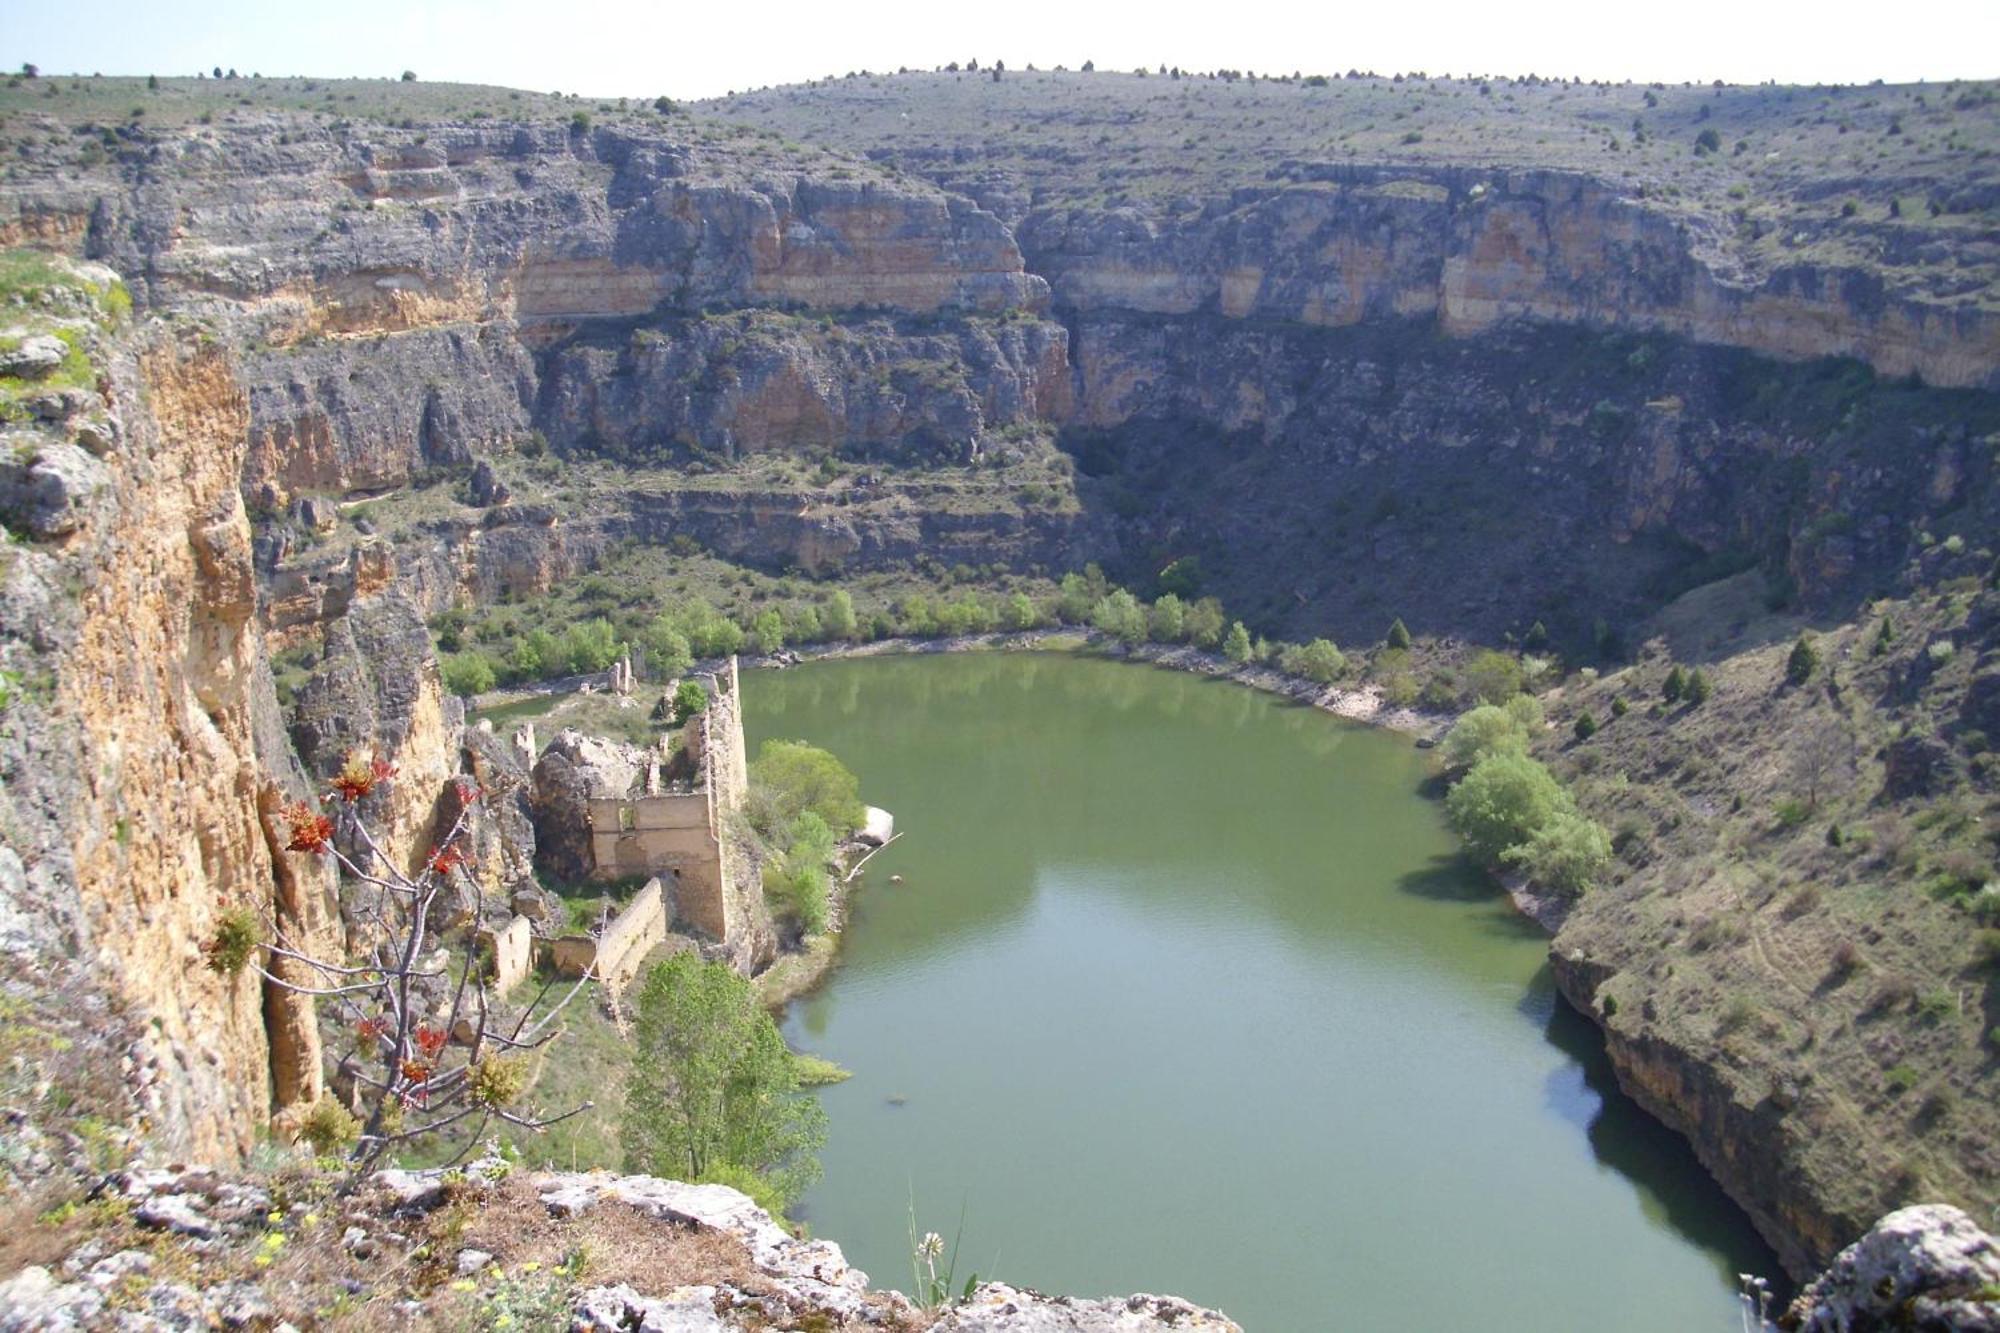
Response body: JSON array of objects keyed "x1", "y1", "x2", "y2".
[{"x1": 919, "y1": 1231, "x2": 944, "y2": 1260}]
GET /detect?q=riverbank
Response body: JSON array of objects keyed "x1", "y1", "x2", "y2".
[{"x1": 757, "y1": 629, "x2": 1455, "y2": 739}]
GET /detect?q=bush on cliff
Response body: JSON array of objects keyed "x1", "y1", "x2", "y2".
[{"x1": 747, "y1": 739, "x2": 865, "y2": 838}]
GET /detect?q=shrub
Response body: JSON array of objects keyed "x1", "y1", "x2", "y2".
[
  {"x1": 1091, "y1": 590, "x2": 1147, "y2": 645},
  {"x1": 1222, "y1": 621, "x2": 1254, "y2": 664},
  {"x1": 644, "y1": 622, "x2": 693, "y2": 679},
  {"x1": 1443, "y1": 705, "x2": 1530, "y2": 771},
  {"x1": 202, "y1": 907, "x2": 260, "y2": 976},
  {"x1": 1149, "y1": 593, "x2": 1187, "y2": 643},
  {"x1": 749, "y1": 608, "x2": 786, "y2": 656},
  {"x1": 673, "y1": 679, "x2": 709, "y2": 723},
  {"x1": 1684, "y1": 669, "x2": 1712, "y2": 705},
  {"x1": 1184, "y1": 597, "x2": 1226, "y2": 648},
  {"x1": 1281, "y1": 638, "x2": 1346, "y2": 684},
  {"x1": 1786, "y1": 634, "x2": 1819, "y2": 686},
  {"x1": 1386, "y1": 617, "x2": 1412, "y2": 650},
  {"x1": 1662, "y1": 665, "x2": 1686, "y2": 702},
  {"x1": 1502, "y1": 810, "x2": 1612, "y2": 895},
  {"x1": 297, "y1": 1097, "x2": 360, "y2": 1155},
  {"x1": 1611, "y1": 695, "x2": 1630, "y2": 718},
  {"x1": 1572, "y1": 712, "x2": 1598, "y2": 741},
  {"x1": 747, "y1": 740, "x2": 864, "y2": 837},
  {"x1": 1464, "y1": 650, "x2": 1524, "y2": 704},
  {"x1": 441, "y1": 653, "x2": 497, "y2": 697},
  {"x1": 565, "y1": 619, "x2": 619, "y2": 674},
  {"x1": 1884, "y1": 1064, "x2": 1919, "y2": 1095},
  {"x1": 822, "y1": 590, "x2": 859, "y2": 642},
  {"x1": 1446, "y1": 752, "x2": 1572, "y2": 863}
]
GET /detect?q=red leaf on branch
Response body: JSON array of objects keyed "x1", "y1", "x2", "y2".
[
  {"x1": 427, "y1": 842, "x2": 469, "y2": 876},
  {"x1": 413, "y1": 1024, "x2": 448, "y2": 1060},
  {"x1": 356, "y1": 1015, "x2": 390, "y2": 1042},
  {"x1": 281, "y1": 801, "x2": 334, "y2": 854},
  {"x1": 329, "y1": 752, "x2": 396, "y2": 803}
]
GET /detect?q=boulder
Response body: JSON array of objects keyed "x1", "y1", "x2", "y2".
[
  {"x1": 468, "y1": 458, "x2": 511, "y2": 507},
  {"x1": 0, "y1": 334, "x2": 68, "y2": 380},
  {"x1": 1783, "y1": 1204, "x2": 2000, "y2": 1332},
  {"x1": 0, "y1": 443, "x2": 109, "y2": 539}
]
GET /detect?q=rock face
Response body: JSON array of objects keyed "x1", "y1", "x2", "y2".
[
  {"x1": 1782, "y1": 1205, "x2": 2000, "y2": 1331},
  {"x1": 528, "y1": 728, "x2": 649, "y2": 883},
  {"x1": 1021, "y1": 167, "x2": 2000, "y2": 391}
]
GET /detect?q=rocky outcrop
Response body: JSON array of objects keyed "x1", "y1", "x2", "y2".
[
  {"x1": 0, "y1": 282, "x2": 328, "y2": 1163},
  {"x1": 539, "y1": 310, "x2": 1071, "y2": 465},
  {"x1": 1782, "y1": 1205, "x2": 2000, "y2": 1331},
  {"x1": 1023, "y1": 167, "x2": 2000, "y2": 393},
  {"x1": 0, "y1": 1163, "x2": 1240, "y2": 1331}
]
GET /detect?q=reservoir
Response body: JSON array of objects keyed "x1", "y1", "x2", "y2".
[{"x1": 749, "y1": 652, "x2": 1782, "y2": 1330}]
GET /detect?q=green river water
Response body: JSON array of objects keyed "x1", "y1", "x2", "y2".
[{"x1": 746, "y1": 652, "x2": 1784, "y2": 1331}]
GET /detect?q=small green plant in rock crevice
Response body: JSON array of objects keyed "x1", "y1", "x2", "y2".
[{"x1": 908, "y1": 1203, "x2": 980, "y2": 1316}]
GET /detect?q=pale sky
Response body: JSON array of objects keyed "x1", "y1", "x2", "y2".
[{"x1": 5, "y1": 0, "x2": 1996, "y2": 100}]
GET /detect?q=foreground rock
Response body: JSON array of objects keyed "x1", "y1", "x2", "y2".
[
  {"x1": 1782, "y1": 1204, "x2": 2000, "y2": 1332},
  {"x1": 0, "y1": 1163, "x2": 1240, "y2": 1331}
]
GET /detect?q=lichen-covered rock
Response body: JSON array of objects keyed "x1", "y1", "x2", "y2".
[
  {"x1": 0, "y1": 333, "x2": 67, "y2": 379},
  {"x1": 1782, "y1": 1205, "x2": 2000, "y2": 1332},
  {"x1": 0, "y1": 442, "x2": 109, "y2": 539}
]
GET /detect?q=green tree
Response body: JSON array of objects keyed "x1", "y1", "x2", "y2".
[
  {"x1": 1662, "y1": 664, "x2": 1687, "y2": 703},
  {"x1": 898, "y1": 595, "x2": 935, "y2": 637},
  {"x1": 644, "y1": 620, "x2": 693, "y2": 679},
  {"x1": 1092, "y1": 590, "x2": 1147, "y2": 645},
  {"x1": 1684, "y1": 669, "x2": 1713, "y2": 705},
  {"x1": 1185, "y1": 597, "x2": 1227, "y2": 649},
  {"x1": 1442, "y1": 704, "x2": 1530, "y2": 771},
  {"x1": 1002, "y1": 591, "x2": 1038, "y2": 631},
  {"x1": 764, "y1": 811, "x2": 834, "y2": 935},
  {"x1": 1786, "y1": 634, "x2": 1819, "y2": 686},
  {"x1": 786, "y1": 603, "x2": 823, "y2": 644},
  {"x1": 1222, "y1": 621, "x2": 1254, "y2": 664},
  {"x1": 1445, "y1": 752, "x2": 1572, "y2": 863},
  {"x1": 566, "y1": 619, "x2": 619, "y2": 674},
  {"x1": 749, "y1": 608, "x2": 786, "y2": 656},
  {"x1": 823, "y1": 589, "x2": 858, "y2": 642},
  {"x1": 1055, "y1": 573, "x2": 1095, "y2": 624},
  {"x1": 511, "y1": 628, "x2": 561, "y2": 681},
  {"x1": 623, "y1": 953, "x2": 826, "y2": 1209},
  {"x1": 1502, "y1": 811, "x2": 1612, "y2": 896},
  {"x1": 1282, "y1": 638, "x2": 1346, "y2": 684},
  {"x1": 673, "y1": 679, "x2": 709, "y2": 723},
  {"x1": 1386, "y1": 617, "x2": 1412, "y2": 650},
  {"x1": 747, "y1": 739, "x2": 865, "y2": 837},
  {"x1": 1149, "y1": 593, "x2": 1187, "y2": 643},
  {"x1": 1573, "y1": 711, "x2": 1598, "y2": 741},
  {"x1": 1464, "y1": 650, "x2": 1524, "y2": 704},
  {"x1": 441, "y1": 652, "x2": 497, "y2": 697}
]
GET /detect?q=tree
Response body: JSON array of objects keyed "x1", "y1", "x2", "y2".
[
  {"x1": 1282, "y1": 638, "x2": 1346, "y2": 684},
  {"x1": 672, "y1": 679, "x2": 709, "y2": 724},
  {"x1": 1573, "y1": 711, "x2": 1598, "y2": 741},
  {"x1": 1662, "y1": 664, "x2": 1687, "y2": 703},
  {"x1": 822, "y1": 589, "x2": 858, "y2": 642},
  {"x1": 1464, "y1": 650, "x2": 1524, "y2": 704},
  {"x1": 1445, "y1": 752, "x2": 1572, "y2": 863},
  {"x1": 1443, "y1": 704, "x2": 1529, "y2": 771},
  {"x1": 1055, "y1": 572, "x2": 1095, "y2": 624},
  {"x1": 1684, "y1": 668, "x2": 1713, "y2": 705},
  {"x1": 749, "y1": 608, "x2": 786, "y2": 656},
  {"x1": 21, "y1": 64, "x2": 39, "y2": 79},
  {"x1": 1092, "y1": 590, "x2": 1147, "y2": 645},
  {"x1": 653, "y1": 95, "x2": 676, "y2": 114},
  {"x1": 623, "y1": 952, "x2": 826, "y2": 1209},
  {"x1": 1386, "y1": 617, "x2": 1412, "y2": 650},
  {"x1": 747, "y1": 739, "x2": 865, "y2": 837},
  {"x1": 244, "y1": 760, "x2": 592, "y2": 1170},
  {"x1": 764, "y1": 811, "x2": 833, "y2": 935},
  {"x1": 147, "y1": 74, "x2": 159, "y2": 91},
  {"x1": 401, "y1": 69, "x2": 418, "y2": 81},
  {"x1": 1502, "y1": 811, "x2": 1612, "y2": 896},
  {"x1": 1002, "y1": 591, "x2": 1038, "y2": 631},
  {"x1": 1149, "y1": 593, "x2": 1187, "y2": 643},
  {"x1": 644, "y1": 620, "x2": 693, "y2": 679},
  {"x1": 1222, "y1": 621, "x2": 1254, "y2": 664},
  {"x1": 1786, "y1": 634, "x2": 1819, "y2": 686},
  {"x1": 1185, "y1": 597, "x2": 1226, "y2": 648},
  {"x1": 441, "y1": 652, "x2": 497, "y2": 697}
]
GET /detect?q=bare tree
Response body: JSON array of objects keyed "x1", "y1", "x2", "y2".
[
  {"x1": 1791, "y1": 726, "x2": 1850, "y2": 812},
  {"x1": 221, "y1": 753, "x2": 593, "y2": 1172}
]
